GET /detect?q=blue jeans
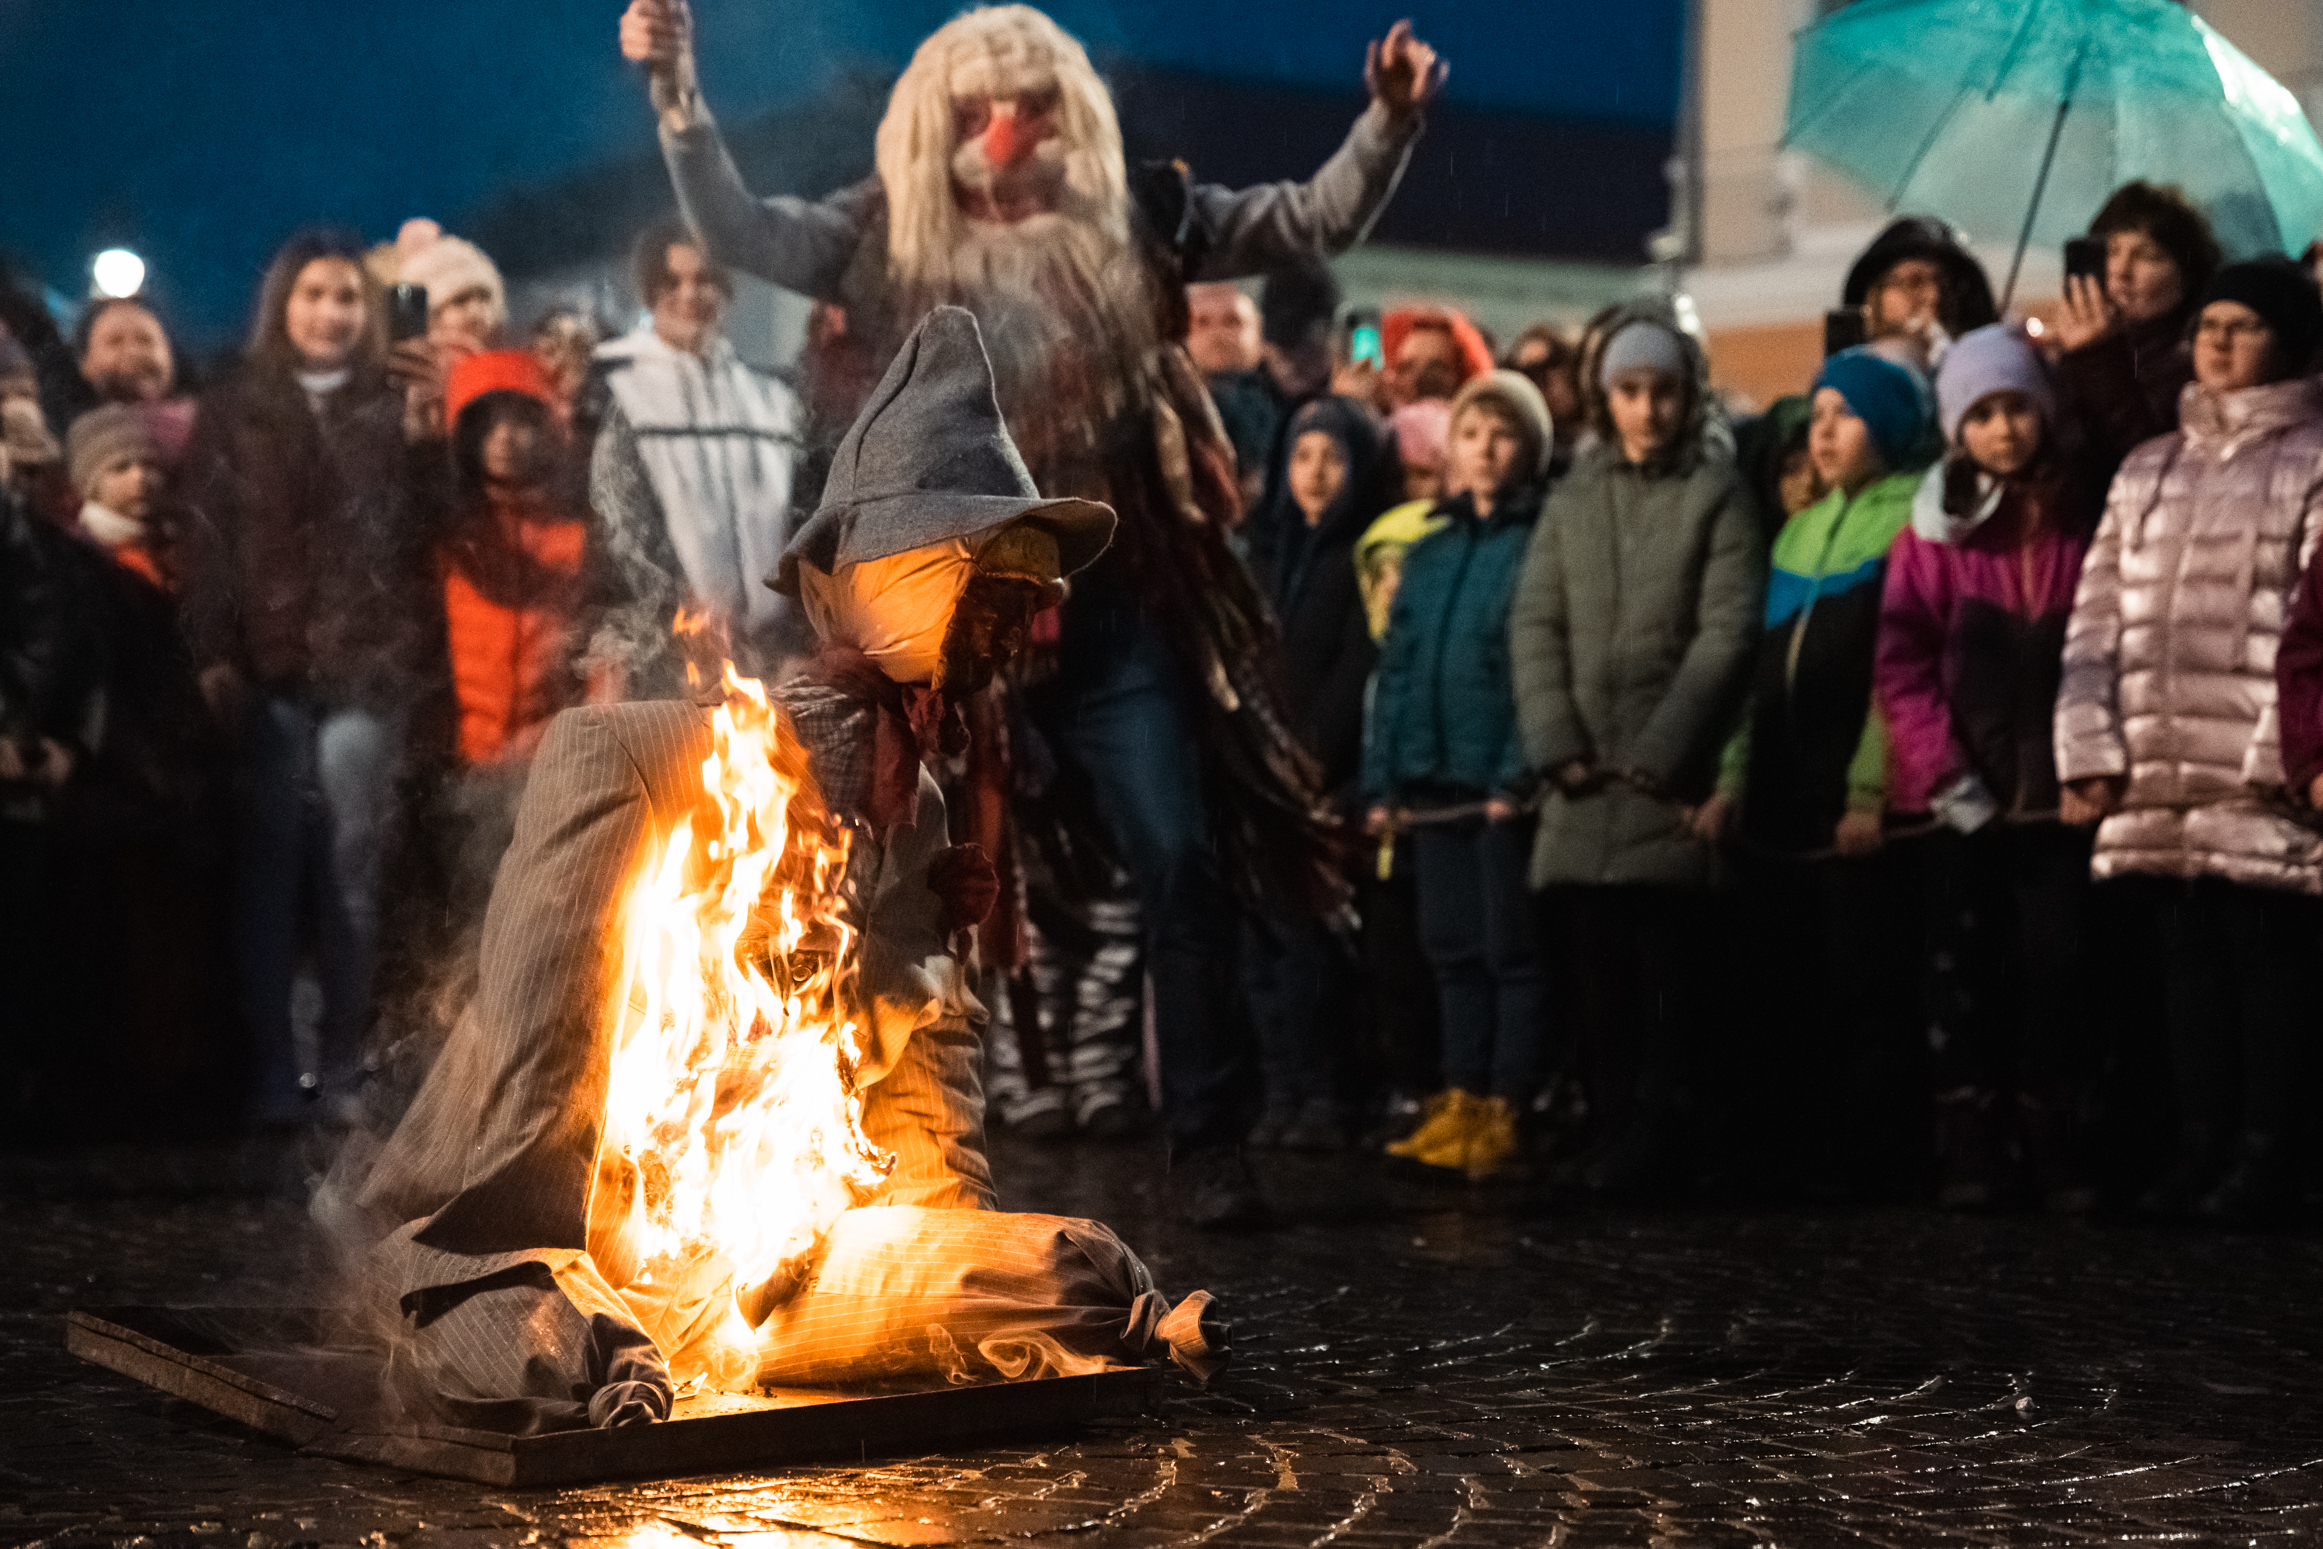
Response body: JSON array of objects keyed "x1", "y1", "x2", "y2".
[
  {"x1": 1411, "y1": 814, "x2": 1542, "y2": 1100},
  {"x1": 234, "y1": 696, "x2": 402, "y2": 1119},
  {"x1": 1028, "y1": 626, "x2": 1250, "y2": 1151}
]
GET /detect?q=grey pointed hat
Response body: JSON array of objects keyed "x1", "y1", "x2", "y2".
[{"x1": 773, "y1": 306, "x2": 1115, "y2": 596}]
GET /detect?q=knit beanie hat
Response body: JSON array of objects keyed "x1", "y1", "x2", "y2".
[
  {"x1": 1934, "y1": 325, "x2": 2055, "y2": 444},
  {"x1": 1388, "y1": 398, "x2": 1451, "y2": 474},
  {"x1": 1598, "y1": 319, "x2": 1689, "y2": 385},
  {"x1": 67, "y1": 403, "x2": 160, "y2": 497},
  {"x1": 387, "y1": 219, "x2": 506, "y2": 335},
  {"x1": 445, "y1": 349, "x2": 558, "y2": 430},
  {"x1": 1813, "y1": 346, "x2": 1932, "y2": 470},
  {"x1": 2201, "y1": 257, "x2": 2323, "y2": 375},
  {"x1": 1450, "y1": 369, "x2": 1554, "y2": 481}
]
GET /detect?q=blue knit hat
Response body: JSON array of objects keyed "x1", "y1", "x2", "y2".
[{"x1": 1812, "y1": 347, "x2": 1931, "y2": 470}]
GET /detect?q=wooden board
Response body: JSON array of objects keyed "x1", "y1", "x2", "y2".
[{"x1": 68, "y1": 1306, "x2": 1167, "y2": 1487}]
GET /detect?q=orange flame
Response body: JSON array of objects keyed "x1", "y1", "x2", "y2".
[{"x1": 600, "y1": 663, "x2": 892, "y2": 1389}]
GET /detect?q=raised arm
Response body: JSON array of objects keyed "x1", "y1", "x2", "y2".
[
  {"x1": 1185, "y1": 21, "x2": 1445, "y2": 281},
  {"x1": 624, "y1": 0, "x2": 868, "y2": 300}
]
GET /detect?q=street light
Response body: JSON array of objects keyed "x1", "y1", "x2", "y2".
[{"x1": 91, "y1": 248, "x2": 146, "y2": 299}]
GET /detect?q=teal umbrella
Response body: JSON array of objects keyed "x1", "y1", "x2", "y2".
[{"x1": 1785, "y1": 0, "x2": 2323, "y2": 307}]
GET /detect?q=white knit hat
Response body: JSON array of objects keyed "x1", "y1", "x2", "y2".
[{"x1": 387, "y1": 218, "x2": 506, "y2": 334}]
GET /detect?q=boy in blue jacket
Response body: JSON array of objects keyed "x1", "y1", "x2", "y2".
[{"x1": 1363, "y1": 370, "x2": 1554, "y2": 1178}]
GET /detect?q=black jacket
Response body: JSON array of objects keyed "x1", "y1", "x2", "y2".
[{"x1": 1255, "y1": 397, "x2": 1395, "y2": 802}]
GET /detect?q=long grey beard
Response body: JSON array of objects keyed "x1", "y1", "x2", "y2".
[{"x1": 902, "y1": 214, "x2": 1157, "y2": 473}]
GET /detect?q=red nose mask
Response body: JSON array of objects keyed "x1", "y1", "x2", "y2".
[{"x1": 983, "y1": 110, "x2": 1033, "y2": 169}]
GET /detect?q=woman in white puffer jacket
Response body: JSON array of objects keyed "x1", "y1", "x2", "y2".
[{"x1": 2055, "y1": 257, "x2": 2323, "y2": 1226}]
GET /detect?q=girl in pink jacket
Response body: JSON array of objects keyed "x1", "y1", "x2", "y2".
[{"x1": 1875, "y1": 325, "x2": 2102, "y2": 1212}]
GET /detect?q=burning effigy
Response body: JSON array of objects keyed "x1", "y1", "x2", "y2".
[{"x1": 336, "y1": 307, "x2": 1224, "y2": 1433}]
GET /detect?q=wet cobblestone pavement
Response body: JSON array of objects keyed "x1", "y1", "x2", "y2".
[{"x1": 8, "y1": 1137, "x2": 2323, "y2": 1546}]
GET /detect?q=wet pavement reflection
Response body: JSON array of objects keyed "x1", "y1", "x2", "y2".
[{"x1": 7, "y1": 1134, "x2": 2323, "y2": 1545}]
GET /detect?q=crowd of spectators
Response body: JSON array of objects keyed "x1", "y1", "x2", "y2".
[{"x1": 8, "y1": 173, "x2": 2323, "y2": 1230}]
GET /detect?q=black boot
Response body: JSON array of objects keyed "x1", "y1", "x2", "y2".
[
  {"x1": 2197, "y1": 1131, "x2": 2299, "y2": 1228},
  {"x1": 1168, "y1": 1144, "x2": 1270, "y2": 1230}
]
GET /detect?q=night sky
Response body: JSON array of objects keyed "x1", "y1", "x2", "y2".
[{"x1": 0, "y1": 1, "x2": 1682, "y2": 343}]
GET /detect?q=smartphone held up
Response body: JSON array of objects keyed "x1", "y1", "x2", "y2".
[
  {"x1": 1343, "y1": 306, "x2": 1383, "y2": 370},
  {"x1": 388, "y1": 283, "x2": 430, "y2": 343}
]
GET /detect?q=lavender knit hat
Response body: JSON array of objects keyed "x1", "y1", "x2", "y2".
[{"x1": 1934, "y1": 325, "x2": 2055, "y2": 444}]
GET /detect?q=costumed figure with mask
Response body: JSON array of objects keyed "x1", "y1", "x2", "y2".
[{"x1": 620, "y1": 0, "x2": 1446, "y2": 1224}]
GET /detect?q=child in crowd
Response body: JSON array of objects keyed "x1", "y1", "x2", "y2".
[
  {"x1": 1510, "y1": 312, "x2": 1763, "y2": 1199},
  {"x1": 1711, "y1": 346, "x2": 1934, "y2": 1194},
  {"x1": 1351, "y1": 495, "x2": 1451, "y2": 1130},
  {"x1": 1718, "y1": 348, "x2": 1930, "y2": 856},
  {"x1": 1388, "y1": 399, "x2": 1450, "y2": 506},
  {"x1": 2058, "y1": 258, "x2": 2323, "y2": 1227},
  {"x1": 1364, "y1": 370, "x2": 1554, "y2": 1179},
  {"x1": 38, "y1": 407, "x2": 230, "y2": 1140},
  {"x1": 1875, "y1": 325, "x2": 2102, "y2": 1210},
  {"x1": 1244, "y1": 395, "x2": 1395, "y2": 1149},
  {"x1": 68, "y1": 406, "x2": 175, "y2": 591},
  {"x1": 1735, "y1": 395, "x2": 1821, "y2": 540},
  {"x1": 423, "y1": 349, "x2": 606, "y2": 928}
]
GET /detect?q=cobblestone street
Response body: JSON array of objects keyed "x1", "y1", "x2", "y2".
[{"x1": 8, "y1": 1137, "x2": 2323, "y2": 1547}]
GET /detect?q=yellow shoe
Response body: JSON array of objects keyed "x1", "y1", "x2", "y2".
[
  {"x1": 1384, "y1": 1096, "x2": 1477, "y2": 1170},
  {"x1": 1464, "y1": 1096, "x2": 1519, "y2": 1181},
  {"x1": 1384, "y1": 1089, "x2": 1475, "y2": 1164}
]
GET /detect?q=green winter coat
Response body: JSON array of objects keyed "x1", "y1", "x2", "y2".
[{"x1": 1510, "y1": 445, "x2": 1765, "y2": 888}]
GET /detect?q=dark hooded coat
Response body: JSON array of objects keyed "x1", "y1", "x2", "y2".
[
  {"x1": 1510, "y1": 313, "x2": 1766, "y2": 888},
  {"x1": 1254, "y1": 395, "x2": 1394, "y2": 804},
  {"x1": 1843, "y1": 217, "x2": 2000, "y2": 339}
]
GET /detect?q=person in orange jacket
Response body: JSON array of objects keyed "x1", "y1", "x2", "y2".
[{"x1": 422, "y1": 349, "x2": 613, "y2": 937}]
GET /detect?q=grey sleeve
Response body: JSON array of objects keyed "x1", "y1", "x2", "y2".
[
  {"x1": 659, "y1": 114, "x2": 870, "y2": 300},
  {"x1": 1184, "y1": 103, "x2": 1422, "y2": 281}
]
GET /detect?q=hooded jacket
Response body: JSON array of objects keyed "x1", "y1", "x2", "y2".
[
  {"x1": 1511, "y1": 436, "x2": 1764, "y2": 889},
  {"x1": 1842, "y1": 217, "x2": 2000, "y2": 339},
  {"x1": 1876, "y1": 458, "x2": 2098, "y2": 821},
  {"x1": 429, "y1": 354, "x2": 598, "y2": 767},
  {"x1": 1257, "y1": 395, "x2": 1392, "y2": 800},
  {"x1": 1362, "y1": 483, "x2": 1544, "y2": 805},
  {"x1": 1723, "y1": 470, "x2": 1920, "y2": 853},
  {"x1": 2055, "y1": 375, "x2": 2323, "y2": 893},
  {"x1": 588, "y1": 326, "x2": 801, "y2": 682}
]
